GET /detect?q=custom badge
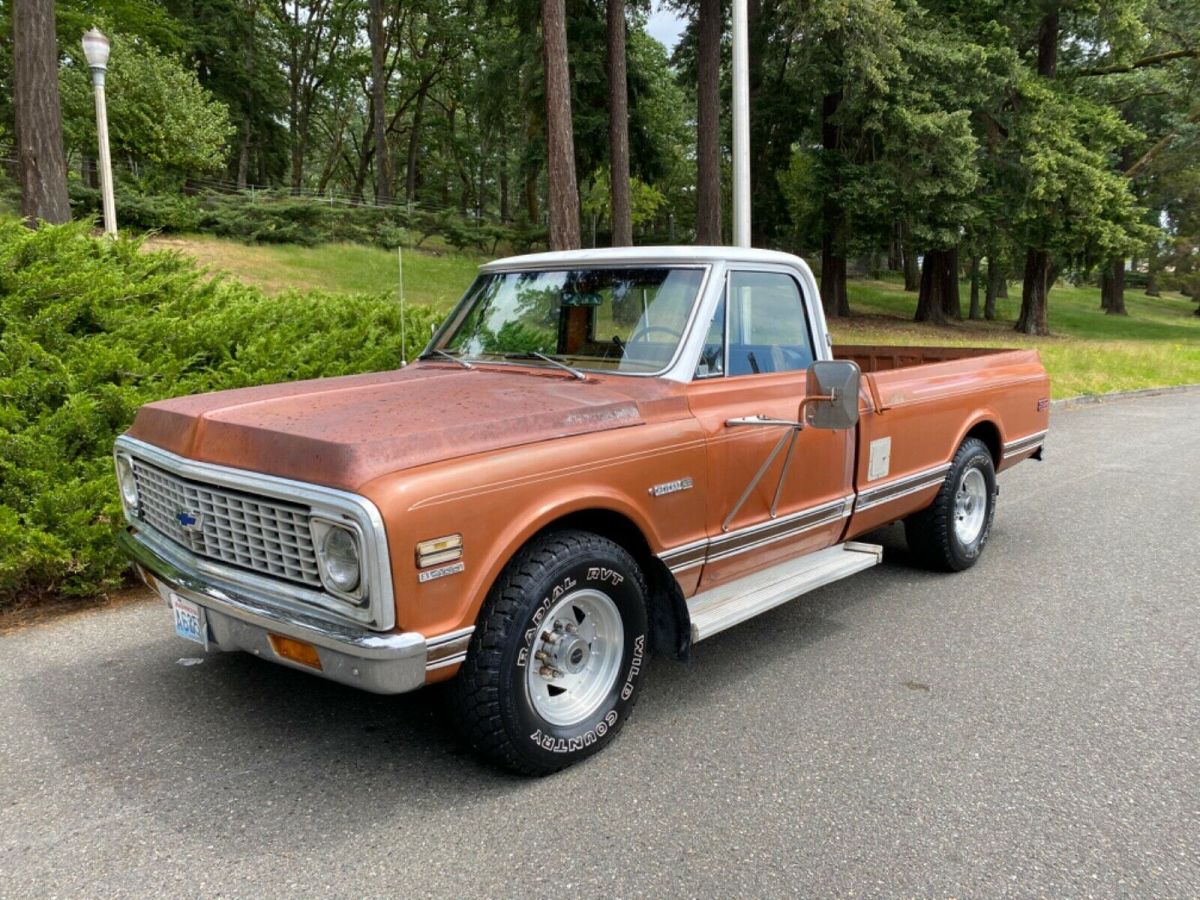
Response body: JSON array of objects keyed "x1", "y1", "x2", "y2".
[{"x1": 648, "y1": 477, "x2": 694, "y2": 497}]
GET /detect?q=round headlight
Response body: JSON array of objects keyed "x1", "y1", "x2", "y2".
[
  {"x1": 321, "y1": 526, "x2": 361, "y2": 593},
  {"x1": 115, "y1": 455, "x2": 138, "y2": 509}
]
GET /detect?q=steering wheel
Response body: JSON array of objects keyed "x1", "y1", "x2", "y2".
[{"x1": 626, "y1": 324, "x2": 682, "y2": 346}]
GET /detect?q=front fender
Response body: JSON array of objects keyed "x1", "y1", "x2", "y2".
[{"x1": 359, "y1": 418, "x2": 709, "y2": 642}]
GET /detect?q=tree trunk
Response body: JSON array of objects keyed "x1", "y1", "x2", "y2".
[
  {"x1": 13, "y1": 0, "x2": 70, "y2": 225},
  {"x1": 289, "y1": 119, "x2": 303, "y2": 192},
  {"x1": 985, "y1": 255, "x2": 1002, "y2": 320},
  {"x1": 368, "y1": 0, "x2": 392, "y2": 206},
  {"x1": 695, "y1": 0, "x2": 721, "y2": 244},
  {"x1": 541, "y1": 0, "x2": 580, "y2": 250},
  {"x1": 887, "y1": 221, "x2": 902, "y2": 272},
  {"x1": 1015, "y1": 248, "x2": 1051, "y2": 335},
  {"x1": 820, "y1": 90, "x2": 849, "y2": 317},
  {"x1": 1036, "y1": 11, "x2": 1059, "y2": 78},
  {"x1": 606, "y1": 0, "x2": 632, "y2": 246},
  {"x1": 1100, "y1": 259, "x2": 1128, "y2": 315},
  {"x1": 915, "y1": 248, "x2": 960, "y2": 324},
  {"x1": 1016, "y1": 11, "x2": 1058, "y2": 334},
  {"x1": 81, "y1": 153, "x2": 98, "y2": 190},
  {"x1": 236, "y1": 116, "x2": 251, "y2": 190},
  {"x1": 820, "y1": 251, "x2": 848, "y2": 319},
  {"x1": 405, "y1": 86, "x2": 428, "y2": 204},
  {"x1": 1146, "y1": 253, "x2": 1161, "y2": 296},
  {"x1": 499, "y1": 161, "x2": 510, "y2": 223},
  {"x1": 968, "y1": 254, "x2": 982, "y2": 319},
  {"x1": 900, "y1": 219, "x2": 919, "y2": 292},
  {"x1": 525, "y1": 168, "x2": 540, "y2": 225}
]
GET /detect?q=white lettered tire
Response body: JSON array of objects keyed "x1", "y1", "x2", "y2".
[{"x1": 450, "y1": 530, "x2": 649, "y2": 775}]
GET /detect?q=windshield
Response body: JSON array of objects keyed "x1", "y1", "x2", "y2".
[{"x1": 432, "y1": 266, "x2": 706, "y2": 374}]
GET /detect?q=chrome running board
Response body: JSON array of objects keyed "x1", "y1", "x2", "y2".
[{"x1": 687, "y1": 542, "x2": 883, "y2": 642}]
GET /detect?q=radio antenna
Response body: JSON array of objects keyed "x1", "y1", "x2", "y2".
[{"x1": 398, "y1": 245, "x2": 407, "y2": 367}]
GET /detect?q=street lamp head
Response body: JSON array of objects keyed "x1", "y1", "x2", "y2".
[{"x1": 81, "y1": 28, "x2": 111, "y2": 71}]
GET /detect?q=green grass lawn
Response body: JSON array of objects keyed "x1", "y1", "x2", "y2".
[
  {"x1": 840, "y1": 278, "x2": 1200, "y2": 398},
  {"x1": 143, "y1": 234, "x2": 485, "y2": 311},
  {"x1": 145, "y1": 235, "x2": 1199, "y2": 400}
]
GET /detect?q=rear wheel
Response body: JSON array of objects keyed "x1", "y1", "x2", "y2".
[
  {"x1": 450, "y1": 530, "x2": 649, "y2": 775},
  {"x1": 904, "y1": 437, "x2": 997, "y2": 572}
]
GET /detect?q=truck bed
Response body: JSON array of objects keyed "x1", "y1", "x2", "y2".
[
  {"x1": 834, "y1": 344, "x2": 1017, "y2": 373},
  {"x1": 835, "y1": 344, "x2": 1050, "y2": 539}
]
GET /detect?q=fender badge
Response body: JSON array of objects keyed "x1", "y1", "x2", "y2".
[
  {"x1": 418, "y1": 561, "x2": 465, "y2": 583},
  {"x1": 649, "y1": 477, "x2": 694, "y2": 497}
]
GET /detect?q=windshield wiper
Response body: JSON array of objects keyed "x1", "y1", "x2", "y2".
[
  {"x1": 418, "y1": 348, "x2": 473, "y2": 369},
  {"x1": 502, "y1": 351, "x2": 587, "y2": 381}
]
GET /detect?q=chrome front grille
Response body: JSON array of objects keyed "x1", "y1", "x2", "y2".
[{"x1": 130, "y1": 458, "x2": 322, "y2": 587}]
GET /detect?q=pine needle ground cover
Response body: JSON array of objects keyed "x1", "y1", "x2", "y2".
[{"x1": 0, "y1": 221, "x2": 438, "y2": 610}]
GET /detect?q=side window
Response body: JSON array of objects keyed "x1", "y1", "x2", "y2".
[
  {"x1": 694, "y1": 294, "x2": 726, "y2": 378},
  {"x1": 727, "y1": 271, "x2": 814, "y2": 376}
]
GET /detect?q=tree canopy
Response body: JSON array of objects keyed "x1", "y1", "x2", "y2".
[{"x1": 0, "y1": 0, "x2": 1196, "y2": 321}]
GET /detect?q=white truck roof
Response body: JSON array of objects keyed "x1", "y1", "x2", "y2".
[{"x1": 481, "y1": 245, "x2": 811, "y2": 273}]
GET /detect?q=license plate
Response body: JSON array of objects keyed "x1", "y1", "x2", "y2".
[{"x1": 170, "y1": 594, "x2": 207, "y2": 648}]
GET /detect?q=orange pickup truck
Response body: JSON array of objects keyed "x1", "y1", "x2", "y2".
[{"x1": 115, "y1": 247, "x2": 1049, "y2": 773}]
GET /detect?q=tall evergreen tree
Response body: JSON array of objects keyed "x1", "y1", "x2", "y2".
[
  {"x1": 12, "y1": 0, "x2": 69, "y2": 224},
  {"x1": 607, "y1": 0, "x2": 632, "y2": 245},
  {"x1": 541, "y1": 0, "x2": 580, "y2": 249}
]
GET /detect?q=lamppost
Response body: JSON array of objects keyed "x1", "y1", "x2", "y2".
[{"x1": 81, "y1": 28, "x2": 116, "y2": 236}]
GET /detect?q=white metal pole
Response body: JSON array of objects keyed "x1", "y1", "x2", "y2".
[
  {"x1": 731, "y1": 0, "x2": 751, "y2": 248},
  {"x1": 398, "y1": 246, "x2": 407, "y2": 366},
  {"x1": 92, "y1": 70, "x2": 117, "y2": 236}
]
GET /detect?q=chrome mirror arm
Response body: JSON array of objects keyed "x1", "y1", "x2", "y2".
[
  {"x1": 720, "y1": 423, "x2": 803, "y2": 533},
  {"x1": 720, "y1": 390, "x2": 843, "y2": 533}
]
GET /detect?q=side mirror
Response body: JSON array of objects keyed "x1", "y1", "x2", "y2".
[{"x1": 802, "y1": 360, "x2": 861, "y2": 430}]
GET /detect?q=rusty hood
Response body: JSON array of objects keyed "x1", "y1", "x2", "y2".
[{"x1": 126, "y1": 364, "x2": 659, "y2": 490}]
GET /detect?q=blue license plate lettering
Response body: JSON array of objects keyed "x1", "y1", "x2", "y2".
[{"x1": 171, "y1": 595, "x2": 206, "y2": 646}]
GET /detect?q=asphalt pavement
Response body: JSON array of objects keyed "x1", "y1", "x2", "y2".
[{"x1": 2, "y1": 389, "x2": 1198, "y2": 898}]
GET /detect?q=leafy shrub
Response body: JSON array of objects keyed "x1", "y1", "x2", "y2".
[
  {"x1": 0, "y1": 220, "x2": 439, "y2": 609},
  {"x1": 64, "y1": 181, "x2": 542, "y2": 255},
  {"x1": 70, "y1": 182, "x2": 203, "y2": 232}
]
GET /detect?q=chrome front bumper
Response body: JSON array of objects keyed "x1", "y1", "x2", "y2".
[{"x1": 119, "y1": 529, "x2": 471, "y2": 695}]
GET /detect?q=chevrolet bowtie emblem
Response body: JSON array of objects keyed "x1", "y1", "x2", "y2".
[{"x1": 176, "y1": 510, "x2": 203, "y2": 531}]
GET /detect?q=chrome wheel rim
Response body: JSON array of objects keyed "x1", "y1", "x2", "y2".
[
  {"x1": 954, "y1": 467, "x2": 988, "y2": 545},
  {"x1": 525, "y1": 588, "x2": 624, "y2": 727}
]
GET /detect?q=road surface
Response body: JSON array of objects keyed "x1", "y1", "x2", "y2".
[{"x1": 2, "y1": 390, "x2": 1197, "y2": 897}]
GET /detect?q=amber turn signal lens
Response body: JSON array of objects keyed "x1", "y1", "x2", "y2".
[
  {"x1": 268, "y1": 634, "x2": 322, "y2": 670},
  {"x1": 416, "y1": 534, "x2": 463, "y2": 568}
]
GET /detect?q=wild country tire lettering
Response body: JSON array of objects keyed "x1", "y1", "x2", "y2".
[{"x1": 531, "y1": 709, "x2": 619, "y2": 753}]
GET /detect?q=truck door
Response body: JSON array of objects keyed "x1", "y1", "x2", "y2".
[{"x1": 687, "y1": 269, "x2": 856, "y2": 592}]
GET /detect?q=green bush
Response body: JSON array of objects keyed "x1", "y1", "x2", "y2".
[
  {"x1": 70, "y1": 182, "x2": 203, "y2": 232},
  {"x1": 0, "y1": 219, "x2": 439, "y2": 609},
  {"x1": 63, "y1": 180, "x2": 542, "y2": 254}
]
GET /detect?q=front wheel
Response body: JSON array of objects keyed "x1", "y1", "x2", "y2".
[
  {"x1": 904, "y1": 437, "x2": 997, "y2": 572},
  {"x1": 450, "y1": 530, "x2": 649, "y2": 775}
]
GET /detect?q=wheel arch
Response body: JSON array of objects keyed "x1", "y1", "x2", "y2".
[
  {"x1": 488, "y1": 504, "x2": 692, "y2": 662},
  {"x1": 958, "y1": 415, "x2": 1002, "y2": 469}
]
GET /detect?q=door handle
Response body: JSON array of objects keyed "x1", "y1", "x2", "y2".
[{"x1": 725, "y1": 414, "x2": 802, "y2": 428}]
